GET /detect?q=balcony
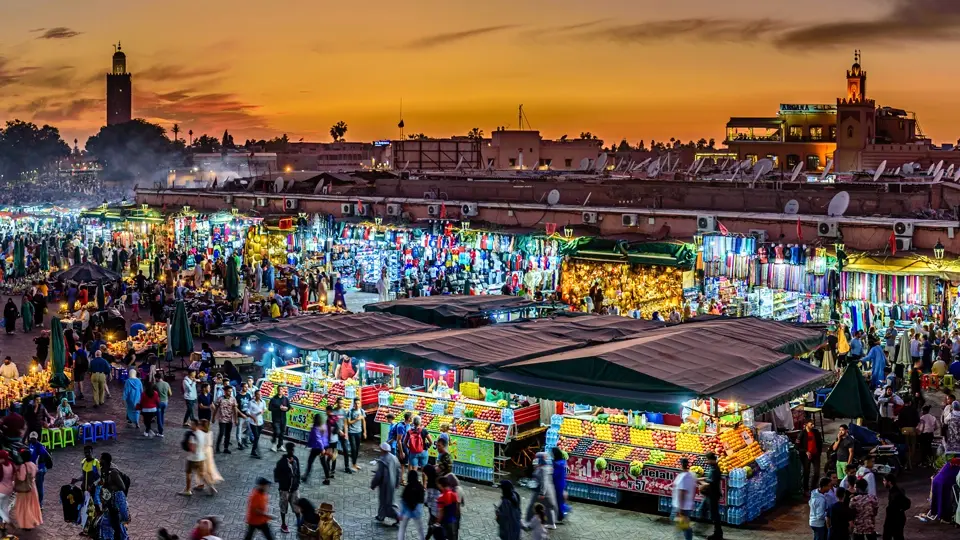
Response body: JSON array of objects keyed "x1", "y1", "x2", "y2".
[
  {"x1": 726, "y1": 133, "x2": 782, "y2": 143},
  {"x1": 784, "y1": 135, "x2": 837, "y2": 143}
]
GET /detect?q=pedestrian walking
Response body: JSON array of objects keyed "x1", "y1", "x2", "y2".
[
  {"x1": 213, "y1": 385, "x2": 239, "y2": 454},
  {"x1": 197, "y1": 383, "x2": 213, "y2": 423},
  {"x1": 435, "y1": 476, "x2": 459, "y2": 540},
  {"x1": 273, "y1": 442, "x2": 301, "y2": 534},
  {"x1": 236, "y1": 382, "x2": 253, "y2": 451},
  {"x1": 849, "y1": 479, "x2": 879, "y2": 540},
  {"x1": 346, "y1": 397, "x2": 365, "y2": 472},
  {"x1": 671, "y1": 458, "x2": 696, "y2": 540},
  {"x1": 122, "y1": 368, "x2": 142, "y2": 428},
  {"x1": 699, "y1": 452, "x2": 724, "y2": 540},
  {"x1": 551, "y1": 446, "x2": 570, "y2": 522},
  {"x1": 89, "y1": 350, "x2": 111, "y2": 406},
  {"x1": 332, "y1": 398, "x2": 352, "y2": 476},
  {"x1": 372, "y1": 442, "x2": 401, "y2": 526},
  {"x1": 98, "y1": 453, "x2": 131, "y2": 540},
  {"x1": 881, "y1": 475, "x2": 910, "y2": 540},
  {"x1": 798, "y1": 419, "x2": 824, "y2": 493},
  {"x1": 268, "y1": 386, "x2": 290, "y2": 452},
  {"x1": 71, "y1": 445, "x2": 100, "y2": 531},
  {"x1": 495, "y1": 480, "x2": 522, "y2": 540},
  {"x1": 181, "y1": 420, "x2": 205, "y2": 496},
  {"x1": 11, "y1": 447, "x2": 41, "y2": 530},
  {"x1": 403, "y1": 415, "x2": 431, "y2": 486},
  {"x1": 809, "y1": 477, "x2": 831, "y2": 540},
  {"x1": 27, "y1": 431, "x2": 52, "y2": 508},
  {"x1": 247, "y1": 389, "x2": 266, "y2": 459},
  {"x1": 301, "y1": 413, "x2": 331, "y2": 485},
  {"x1": 199, "y1": 420, "x2": 223, "y2": 494},
  {"x1": 325, "y1": 405, "x2": 342, "y2": 477},
  {"x1": 137, "y1": 380, "x2": 161, "y2": 437},
  {"x1": 524, "y1": 453, "x2": 557, "y2": 530},
  {"x1": 182, "y1": 370, "x2": 198, "y2": 425},
  {"x1": 244, "y1": 477, "x2": 276, "y2": 540},
  {"x1": 398, "y1": 470, "x2": 426, "y2": 540},
  {"x1": 828, "y1": 487, "x2": 853, "y2": 540}
]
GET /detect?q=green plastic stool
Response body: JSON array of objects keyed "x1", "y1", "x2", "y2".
[
  {"x1": 40, "y1": 428, "x2": 51, "y2": 448},
  {"x1": 63, "y1": 426, "x2": 76, "y2": 447},
  {"x1": 945, "y1": 374, "x2": 955, "y2": 391},
  {"x1": 51, "y1": 428, "x2": 65, "y2": 450}
]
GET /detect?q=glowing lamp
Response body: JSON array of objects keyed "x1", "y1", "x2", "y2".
[{"x1": 935, "y1": 239, "x2": 945, "y2": 260}]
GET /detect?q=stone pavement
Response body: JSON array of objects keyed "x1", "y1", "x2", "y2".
[{"x1": 0, "y1": 295, "x2": 954, "y2": 539}]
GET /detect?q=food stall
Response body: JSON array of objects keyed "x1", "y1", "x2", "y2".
[
  {"x1": 477, "y1": 317, "x2": 831, "y2": 523},
  {"x1": 364, "y1": 294, "x2": 566, "y2": 328}
]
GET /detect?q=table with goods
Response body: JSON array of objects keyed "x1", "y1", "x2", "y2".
[
  {"x1": 546, "y1": 403, "x2": 794, "y2": 525},
  {"x1": 258, "y1": 358, "x2": 394, "y2": 443},
  {"x1": 373, "y1": 383, "x2": 541, "y2": 483},
  {"x1": 0, "y1": 366, "x2": 64, "y2": 411},
  {"x1": 106, "y1": 322, "x2": 168, "y2": 358}
]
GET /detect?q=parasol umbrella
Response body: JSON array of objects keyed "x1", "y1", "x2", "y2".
[
  {"x1": 39, "y1": 241, "x2": 48, "y2": 272},
  {"x1": 96, "y1": 281, "x2": 105, "y2": 311},
  {"x1": 52, "y1": 261, "x2": 121, "y2": 283},
  {"x1": 73, "y1": 245, "x2": 81, "y2": 266},
  {"x1": 153, "y1": 255, "x2": 161, "y2": 280},
  {"x1": 13, "y1": 238, "x2": 24, "y2": 278},
  {"x1": 241, "y1": 288, "x2": 250, "y2": 314},
  {"x1": 822, "y1": 364, "x2": 880, "y2": 422},
  {"x1": 48, "y1": 317, "x2": 70, "y2": 389},
  {"x1": 170, "y1": 299, "x2": 194, "y2": 358},
  {"x1": 896, "y1": 329, "x2": 912, "y2": 371},
  {"x1": 225, "y1": 255, "x2": 240, "y2": 302}
]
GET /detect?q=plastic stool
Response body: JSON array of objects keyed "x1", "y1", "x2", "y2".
[
  {"x1": 64, "y1": 391, "x2": 76, "y2": 405},
  {"x1": 117, "y1": 369, "x2": 129, "y2": 382},
  {"x1": 921, "y1": 374, "x2": 932, "y2": 390},
  {"x1": 93, "y1": 421, "x2": 105, "y2": 442},
  {"x1": 945, "y1": 374, "x2": 955, "y2": 391},
  {"x1": 102, "y1": 420, "x2": 117, "y2": 441},
  {"x1": 40, "y1": 428, "x2": 51, "y2": 447},
  {"x1": 63, "y1": 426, "x2": 76, "y2": 447},
  {"x1": 51, "y1": 428, "x2": 65, "y2": 450},
  {"x1": 79, "y1": 423, "x2": 95, "y2": 444}
]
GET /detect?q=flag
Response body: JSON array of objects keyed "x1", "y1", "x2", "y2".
[
  {"x1": 796, "y1": 218, "x2": 803, "y2": 241},
  {"x1": 717, "y1": 220, "x2": 729, "y2": 235},
  {"x1": 439, "y1": 201, "x2": 446, "y2": 218},
  {"x1": 545, "y1": 223, "x2": 557, "y2": 236},
  {"x1": 889, "y1": 231, "x2": 897, "y2": 255}
]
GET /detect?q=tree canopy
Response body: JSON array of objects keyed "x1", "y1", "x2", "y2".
[
  {"x1": 330, "y1": 121, "x2": 348, "y2": 142},
  {"x1": 192, "y1": 134, "x2": 221, "y2": 153},
  {"x1": 85, "y1": 119, "x2": 182, "y2": 181},
  {"x1": 0, "y1": 120, "x2": 70, "y2": 182}
]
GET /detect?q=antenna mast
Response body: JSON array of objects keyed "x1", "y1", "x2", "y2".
[{"x1": 518, "y1": 104, "x2": 523, "y2": 130}]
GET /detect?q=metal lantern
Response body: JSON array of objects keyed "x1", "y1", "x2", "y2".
[
  {"x1": 934, "y1": 239, "x2": 945, "y2": 260},
  {"x1": 563, "y1": 225, "x2": 574, "y2": 239}
]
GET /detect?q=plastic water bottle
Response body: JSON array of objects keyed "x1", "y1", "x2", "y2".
[
  {"x1": 501, "y1": 408, "x2": 514, "y2": 425},
  {"x1": 378, "y1": 391, "x2": 390, "y2": 406}
]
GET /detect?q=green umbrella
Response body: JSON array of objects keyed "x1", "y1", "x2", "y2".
[
  {"x1": 49, "y1": 317, "x2": 70, "y2": 389},
  {"x1": 73, "y1": 246, "x2": 81, "y2": 266},
  {"x1": 225, "y1": 255, "x2": 240, "y2": 302},
  {"x1": 13, "y1": 239, "x2": 24, "y2": 278},
  {"x1": 170, "y1": 299, "x2": 194, "y2": 357},
  {"x1": 39, "y1": 242, "x2": 48, "y2": 272},
  {"x1": 96, "y1": 281, "x2": 105, "y2": 311}
]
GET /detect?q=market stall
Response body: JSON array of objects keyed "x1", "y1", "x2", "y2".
[
  {"x1": 841, "y1": 253, "x2": 946, "y2": 332},
  {"x1": 170, "y1": 209, "x2": 261, "y2": 264},
  {"x1": 559, "y1": 239, "x2": 696, "y2": 318},
  {"x1": 477, "y1": 317, "x2": 831, "y2": 522},
  {"x1": 364, "y1": 294, "x2": 565, "y2": 327}
]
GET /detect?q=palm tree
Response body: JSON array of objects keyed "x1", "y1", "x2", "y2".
[
  {"x1": 329, "y1": 121, "x2": 348, "y2": 142},
  {"x1": 172, "y1": 123, "x2": 180, "y2": 143},
  {"x1": 467, "y1": 127, "x2": 484, "y2": 140},
  {"x1": 188, "y1": 129, "x2": 194, "y2": 146}
]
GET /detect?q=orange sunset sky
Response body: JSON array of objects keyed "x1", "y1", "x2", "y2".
[{"x1": 2, "y1": 0, "x2": 960, "y2": 148}]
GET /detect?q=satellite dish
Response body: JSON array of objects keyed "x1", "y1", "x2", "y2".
[
  {"x1": 820, "y1": 159, "x2": 834, "y2": 181},
  {"x1": 927, "y1": 163, "x2": 936, "y2": 176},
  {"x1": 578, "y1": 157, "x2": 590, "y2": 171},
  {"x1": 934, "y1": 169, "x2": 945, "y2": 182},
  {"x1": 274, "y1": 177, "x2": 285, "y2": 193},
  {"x1": 954, "y1": 166, "x2": 960, "y2": 181},
  {"x1": 900, "y1": 162, "x2": 915, "y2": 175},
  {"x1": 934, "y1": 160, "x2": 944, "y2": 176},
  {"x1": 595, "y1": 153, "x2": 608, "y2": 172},
  {"x1": 827, "y1": 191, "x2": 850, "y2": 217},
  {"x1": 401, "y1": 160, "x2": 409, "y2": 171},
  {"x1": 873, "y1": 160, "x2": 887, "y2": 182},
  {"x1": 546, "y1": 189, "x2": 561, "y2": 206},
  {"x1": 753, "y1": 158, "x2": 774, "y2": 180},
  {"x1": 784, "y1": 199, "x2": 800, "y2": 215},
  {"x1": 946, "y1": 164, "x2": 955, "y2": 177},
  {"x1": 789, "y1": 162, "x2": 803, "y2": 182},
  {"x1": 454, "y1": 156, "x2": 464, "y2": 171},
  {"x1": 686, "y1": 159, "x2": 698, "y2": 173},
  {"x1": 637, "y1": 157, "x2": 652, "y2": 169},
  {"x1": 739, "y1": 159, "x2": 753, "y2": 171},
  {"x1": 694, "y1": 159, "x2": 706, "y2": 175},
  {"x1": 646, "y1": 160, "x2": 661, "y2": 177}
]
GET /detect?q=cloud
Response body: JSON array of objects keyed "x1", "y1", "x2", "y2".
[
  {"x1": 35, "y1": 27, "x2": 82, "y2": 40},
  {"x1": 135, "y1": 89, "x2": 268, "y2": 132},
  {"x1": 137, "y1": 64, "x2": 224, "y2": 82},
  {"x1": 402, "y1": 25, "x2": 519, "y2": 50},
  {"x1": 579, "y1": 18, "x2": 786, "y2": 45},
  {"x1": 9, "y1": 97, "x2": 102, "y2": 122},
  {"x1": 774, "y1": 0, "x2": 960, "y2": 49}
]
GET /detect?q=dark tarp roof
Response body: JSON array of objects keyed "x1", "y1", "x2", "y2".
[
  {"x1": 710, "y1": 359, "x2": 835, "y2": 412},
  {"x1": 480, "y1": 370, "x2": 696, "y2": 412},
  {"x1": 823, "y1": 365, "x2": 880, "y2": 421},
  {"x1": 682, "y1": 316, "x2": 825, "y2": 357},
  {"x1": 52, "y1": 262, "x2": 122, "y2": 283},
  {"x1": 363, "y1": 295, "x2": 560, "y2": 327},
  {"x1": 331, "y1": 315, "x2": 664, "y2": 370},
  {"x1": 211, "y1": 313, "x2": 436, "y2": 350}
]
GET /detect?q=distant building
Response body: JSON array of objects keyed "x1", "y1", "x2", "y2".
[
  {"x1": 385, "y1": 130, "x2": 602, "y2": 172},
  {"x1": 277, "y1": 141, "x2": 386, "y2": 172},
  {"x1": 106, "y1": 42, "x2": 132, "y2": 126}
]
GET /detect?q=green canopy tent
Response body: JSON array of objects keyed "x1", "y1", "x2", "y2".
[
  {"x1": 48, "y1": 317, "x2": 70, "y2": 389},
  {"x1": 822, "y1": 364, "x2": 879, "y2": 422},
  {"x1": 168, "y1": 300, "x2": 194, "y2": 366},
  {"x1": 96, "y1": 281, "x2": 105, "y2": 311},
  {"x1": 225, "y1": 255, "x2": 240, "y2": 302}
]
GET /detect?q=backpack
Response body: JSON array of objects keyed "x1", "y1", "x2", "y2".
[
  {"x1": 182, "y1": 430, "x2": 197, "y2": 452},
  {"x1": 406, "y1": 427, "x2": 425, "y2": 454}
]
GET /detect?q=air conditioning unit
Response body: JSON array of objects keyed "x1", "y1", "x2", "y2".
[
  {"x1": 621, "y1": 214, "x2": 638, "y2": 227},
  {"x1": 817, "y1": 220, "x2": 839, "y2": 238},
  {"x1": 893, "y1": 221, "x2": 914, "y2": 237},
  {"x1": 427, "y1": 204, "x2": 441, "y2": 217},
  {"x1": 340, "y1": 203, "x2": 353, "y2": 216},
  {"x1": 582, "y1": 211, "x2": 598, "y2": 224},
  {"x1": 255, "y1": 197, "x2": 267, "y2": 208},
  {"x1": 461, "y1": 203, "x2": 479, "y2": 217},
  {"x1": 283, "y1": 197, "x2": 298, "y2": 211},
  {"x1": 696, "y1": 215, "x2": 716, "y2": 233},
  {"x1": 748, "y1": 229, "x2": 768, "y2": 243},
  {"x1": 386, "y1": 203, "x2": 402, "y2": 217},
  {"x1": 896, "y1": 237, "x2": 913, "y2": 251},
  {"x1": 355, "y1": 203, "x2": 371, "y2": 216}
]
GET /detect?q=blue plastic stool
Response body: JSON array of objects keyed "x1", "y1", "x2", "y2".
[
  {"x1": 79, "y1": 423, "x2": 96, "y2": 444},
  {"x1": 102, "y1": 420, "x2": 117, "y2": 441},
  {"x1": 814, "y1": 388, "x2": 831, "y2": 408},
  {"x1": 92, "y1": 421, "x2": 105, "y2": 442}
]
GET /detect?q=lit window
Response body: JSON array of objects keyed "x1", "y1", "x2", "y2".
[
  {"x1": 810, "y1": 126, "x2": 823, "y2": 140},
  {"x1": 806, "y1": 155, "x2": 821, "y2": 170},
  {"x1": 789, "y1": 126, "x2": 802, "y2": 138}
]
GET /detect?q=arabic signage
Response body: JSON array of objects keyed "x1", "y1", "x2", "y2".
[
  {"x1": 778, "y1": 104, "x2": 837, "y2": 114},
  {"x1": 566, "y1": 455, "x2": 726, "y2": 499}
]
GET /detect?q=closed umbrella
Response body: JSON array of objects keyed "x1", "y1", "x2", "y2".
[
  {"x1": 13, "y1": 239, "x2": 24, "y2": 278},
  {"x1": 73, "y1": 246, "x2": 81, "y2": 266},
  {"x1": 49, "y1": 317, "x2": 70, "y2": 389},
  {"x1": 39, "y1": 242, "x2": 48, "y2": 272},
  {"x1": 226, "y1": 255, "x2": 240, "y2": 302},
  {"x1": 96, "y1": 281, "x2": 105, "y2": 311},
  {"x1": 241, "y1": 288, "x2": 250, "y2": 314},
  {"x1": 896, "y1": 329, "x2": 912, "y2": 371},
  {"x1": 170, "y1": 299, "x2": 194, "y2": 358}
]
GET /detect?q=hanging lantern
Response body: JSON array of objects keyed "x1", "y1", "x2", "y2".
[
  {"x1": 834, "y1": 239, "x2": 844, "y2": 254},
  {"x1": 934, "y1": 239, "x2": 945, "y2": 260},
  {"x1": 563, "y1": 225, "x2": 574, "y2": 239},
  {"x1": 461, "y1": 221, "x2": 470, "y2": 231},
  {"x1": 375, "y1": 216, "x2": 383, "y2": 227}
]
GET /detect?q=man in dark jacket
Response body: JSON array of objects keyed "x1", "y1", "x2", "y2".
[
  {"x1": 882, "y1": 474, "x2": 910, "y2": 540},
  {"x1": 796, "y1": 419, "x2": 824, "y2": 493},
  {"x1": 273, "y1": 442, "x2": 301, "y2": 534}
]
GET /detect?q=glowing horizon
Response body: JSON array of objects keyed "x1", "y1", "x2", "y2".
[{"x1": 2, "y1": 0, "x2": 960, "y2": 149}]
